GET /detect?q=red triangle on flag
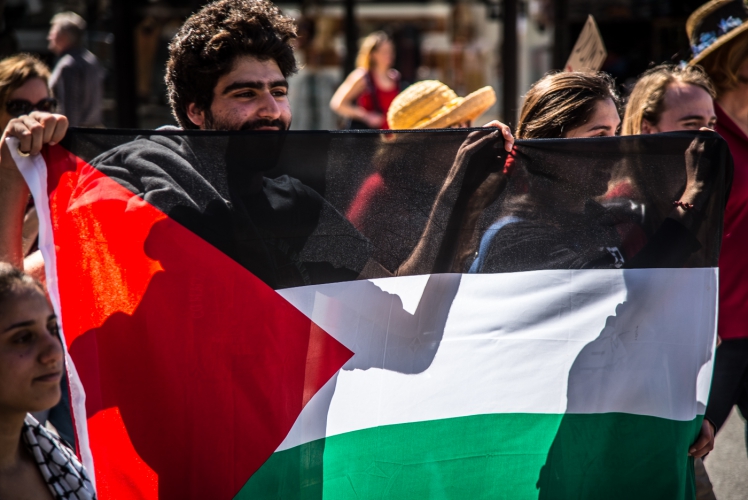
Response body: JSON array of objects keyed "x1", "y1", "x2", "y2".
[{"x1": 43, "y1": 145, "x2": 353, "y2": 499}]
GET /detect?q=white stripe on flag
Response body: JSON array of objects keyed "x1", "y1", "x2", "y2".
[
  {"x1": 9, "y1": 141, "x2": 96, "y2": 485},
  {"x1": 277, "y1": 268, "x2": 717, "y2": 452}
]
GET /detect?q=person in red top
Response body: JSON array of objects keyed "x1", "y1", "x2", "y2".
[
  {"x1": 688, "y1": 0, "x2": 748, "y2": 451},
  {"x1": 344, "y1": 80, "x2": 498, "y2": 269},
  {"x1": 330, "y1": 31, "x2": 400, "y2": 129}
]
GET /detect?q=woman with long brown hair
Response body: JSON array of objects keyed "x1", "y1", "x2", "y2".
[
  {"x1": 516, "y1": 71, "x2": 621, "y2": 139},
  {"x1": 466, "y1": 72, "x2": 623, "y2": 273}
]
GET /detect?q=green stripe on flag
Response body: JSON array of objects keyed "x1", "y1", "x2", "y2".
[{"x1": 238, "y1": 413, "x2": 701, "y2": 499}]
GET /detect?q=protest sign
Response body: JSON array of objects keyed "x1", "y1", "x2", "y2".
[
  {"x1": 11, "y1": 129, "x2": 730, "y2": 499},
  {"x1": 566, "y1": 15, "x2": 608, "y2": 72}
]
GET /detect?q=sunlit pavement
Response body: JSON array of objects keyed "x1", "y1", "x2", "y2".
[{"x1": 705, "y1": 408, "x2": 748, "y2": 499}]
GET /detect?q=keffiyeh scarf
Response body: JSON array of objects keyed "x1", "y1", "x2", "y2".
[{"x1": 22, "y1": 414, "x2": 96, "y2": 500}]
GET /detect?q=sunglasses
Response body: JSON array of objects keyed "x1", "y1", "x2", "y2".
[{"x1": 6, "y1": 97, "x2": 57, "y2": 117}]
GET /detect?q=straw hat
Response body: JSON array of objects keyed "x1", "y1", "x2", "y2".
[
  {"x1": 687, "y1": 0, "x2": 748, "y2": 65},
  {"x1": 387, "y1": 80, "x2": 496, "y2": 130}
]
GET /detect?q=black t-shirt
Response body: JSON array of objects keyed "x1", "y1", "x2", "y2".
[{"x1": 88, "y1": 134, "x2": 372, "y2": 289}]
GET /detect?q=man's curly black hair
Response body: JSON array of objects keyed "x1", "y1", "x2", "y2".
[{"x1": 166, "y1": 0, "x2": 298, "y2": 129}]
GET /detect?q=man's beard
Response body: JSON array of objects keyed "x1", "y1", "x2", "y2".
[{"x1": 203, "y1": 111, "x2": 290, "y2": 131}]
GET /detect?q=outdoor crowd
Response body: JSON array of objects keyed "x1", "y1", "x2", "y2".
[{"x1": 0, "y1": 0, "x2": 746, "y2": 498}]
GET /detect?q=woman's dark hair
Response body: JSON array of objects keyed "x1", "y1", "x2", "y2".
[
  {"x1": 166, "y1": 0, "x2": 298, "y2": 129},
  {"x1": 516, "y1": 71, "x2": 620, "y2": 139},
  {"x1": 0, "y1": 263, "x2": 43, "y2": 303}
]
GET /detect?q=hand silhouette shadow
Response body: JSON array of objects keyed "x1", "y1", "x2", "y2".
[{"x1": 536, "y1": 269, "x2": 715, "y2": 499}]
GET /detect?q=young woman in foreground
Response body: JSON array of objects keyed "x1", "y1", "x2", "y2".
[{"x1": 0, "y1": 264, "x2": 95, "y2": 499}]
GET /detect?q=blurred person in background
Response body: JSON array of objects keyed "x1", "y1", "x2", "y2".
[
  {"x1": 346, "y1": 80, "x2": 497, "y2": 240},
  {"x1": 688, "y1": 0, "x2": 748, "y2": 465},
  {"x1": 622, "y1": 64, "x2": 717, "y2": 135},
  {"x1": 47, "y1": 11, "x2": 104, "y2": 128},
  {"x1": 330, "y1": 31, "x2": 400, "y2": 129},
  {"x1": 0, "y1": 263, "x2": 95, "y2": 500}
]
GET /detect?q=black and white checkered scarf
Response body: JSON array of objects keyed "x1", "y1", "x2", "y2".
[{"x1": 22, "y1": 414, "x2": 96, "y2": 500}]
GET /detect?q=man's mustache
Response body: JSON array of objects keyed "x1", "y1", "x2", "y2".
[{"x1": 240, "y1": 119, "x2": 288, "y2": 131}]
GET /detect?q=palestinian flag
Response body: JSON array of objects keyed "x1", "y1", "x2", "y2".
[{"x1": 10, "y1": 128, "x2": 731, "y2": 499}]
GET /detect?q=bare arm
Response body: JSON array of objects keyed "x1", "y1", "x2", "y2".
[
  {"x1": 395, "y1": 123, "x2": 515, "y2": 276},
  {"x1": 330, "y1": 69, "x2": 383, "y2": 128},
  {"x1": 0, "y1": 149, "x2": 28, "y2": 267}
]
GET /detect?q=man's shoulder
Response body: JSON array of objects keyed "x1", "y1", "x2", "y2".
[
  {"x1": 81, "y1": 48, "x2": 101, "y2": 64},
  {"x1": 85, "y1": 132, "x2": 232, "y2": 213},
  {"x1": 92, "y1": 133, "x2": 196, "y2": 171},
  {"x1": 55, "y1": 53, "x2": 76, "y2": 68},
  {"x1": 55, "y1": 49, "x2": 102, "y2": 72},
  {"x1": 50, "y1": 54, "x2": 74, "y2": 82},
  {"x1": 88, "y1": 133, "x2": 211, "y2": 196}
]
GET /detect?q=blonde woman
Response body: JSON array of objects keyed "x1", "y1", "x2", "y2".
[
  {"x1": 613, "y1": 64, "x2": 716, "y2": 202},
  {"x1": 330, "y1": 31, "x2": 400, "y2": 129},
  {"x1": 621, "y1": 64, "x2": 716, "y2": 136}
]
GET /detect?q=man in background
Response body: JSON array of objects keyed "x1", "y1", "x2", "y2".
[{"x1": 47, "y1": 11, "x2": 104, "y2": 127}]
